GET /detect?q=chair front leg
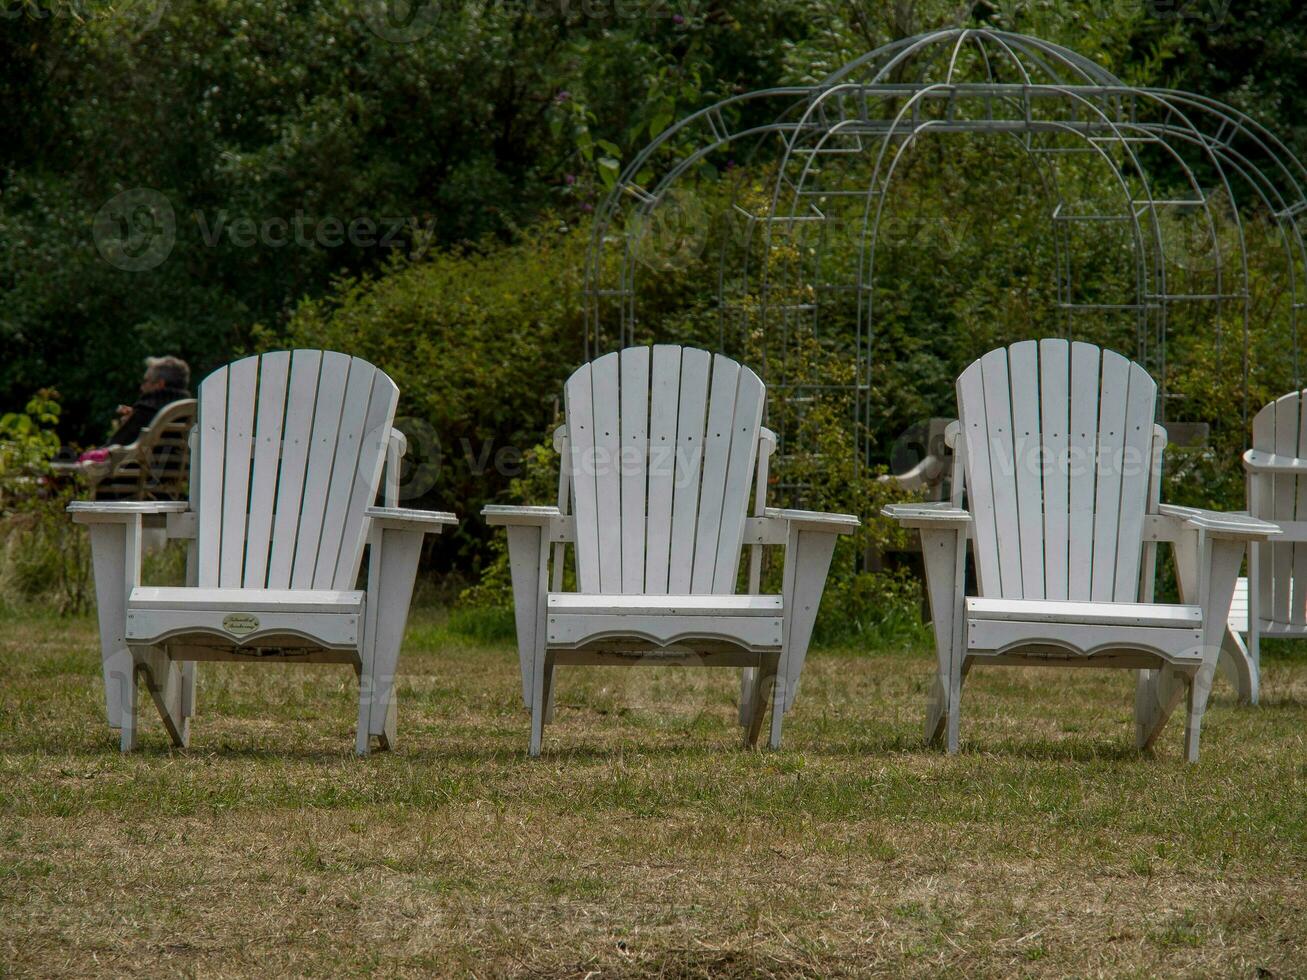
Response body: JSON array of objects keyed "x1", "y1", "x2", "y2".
[
  {"x1": 918, "y1": 527, "x2": 966, "y2": 751},
  {"x1": 773, "y1": 526, "x2": 842, "y2": 750},
  {"x1": 1248, "y1": 538, "x2": 1261, "y2": 696},
  {"x1": 1171, "y1": 526, "x2": 1257, "y2": 705},
  {"x1": 504, "y1": 524, "x2": 550, "y2": 756},
  {"x1": 1186, "y1": 533, "x2": 1248, "y2": 763},
  {"x1": 358, "y1": 526, "x2": 425, "y2": 756},
  {"x1": 86, "y1": 518, "x2": 143, "y2": 742}
]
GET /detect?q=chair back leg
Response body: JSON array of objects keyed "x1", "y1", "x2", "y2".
[
  {"x1": 1134, "y1": 665, "x2": 1187, "y2": 751},
  {"x1": 528, "y1": 651, "x2": 552, "y2": 757},
  {"x1": 1184, "y1": 661, "x2": 1218, "y2": 763},
  {"x1": 119, "y1": 667, "x2": 140, "y2": 752},
  {"x1": 135, "y1": 645, "x2": 190, "y2": 748},
  {"x1": 742, "y1": 657, "x2": 777, "y2": 749}
]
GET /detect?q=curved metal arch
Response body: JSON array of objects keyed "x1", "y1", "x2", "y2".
[
  {"x1": 735, "y1": 79, "x2": 1168, "y2": 478},
  {"x1": 1105, "y1": 87, "x2": 1307, "y2": 392},
  {"x1": 1139, "y1": 88, "x2": 1307, "y2": 383},
  {"x1": 817, "y1": 27, "x2": 1126, "y2": 88},
  {"x1": 851, "y1": 83, "x2": 1160, "y2": 360},
  {"x1": 584, "y1": 86, "x2": 815, "y2": 355},
  {"x1": 584, "y1": 30, "x2": 1307, "y2": 495}
]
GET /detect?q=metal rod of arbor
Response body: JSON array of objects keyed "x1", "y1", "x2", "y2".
[{"x1": 584, "y1": 29, "x2": 1307, "y2": 493}]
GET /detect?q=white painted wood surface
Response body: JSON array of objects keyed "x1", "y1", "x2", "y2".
[
  {"x1": 1236, "y1": 388, "x2": 1307, "y2": 687},
  {"x1": 958, "y1": 341, "x2": 1158, "y2": 605},
  {"x1": 549, "y1": 594, "x2": 782, "y2": 615},
  {"x1": 1067, "y1": 342, "x2": 1099, "y2": 601},
  {"x1": 668, "y1": 349, "x2": 710, "y2": 594},
  {"x1": 73, "y1": 350, "x2": 452, "y2": 754},
  {"x1": 488, "y1": 344, "x2": 855, "y2": 755},
  {"x1": 890, "y1": 339, "x2": 1275, "y2": 761},
  {"x1": 645, "y1": 345, "x2": 681, "y2": 594},
  {"x1": 620, "y1": 347, "x2": 650, "y2": 594},
  {"x1": 966, "y1": 597, "x2": 1202, "y2": 628}
]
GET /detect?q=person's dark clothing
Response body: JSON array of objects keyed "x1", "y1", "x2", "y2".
[{"x1": 110, "y1": 386, "x2": 192, "y2": 446}]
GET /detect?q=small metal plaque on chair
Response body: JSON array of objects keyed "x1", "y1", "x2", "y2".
[{"x1": 222, "y1": 613, "x2": 259, "y2": 636}]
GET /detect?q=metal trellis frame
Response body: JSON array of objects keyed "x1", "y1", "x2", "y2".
[{"x1": 584, "y1": 29, "x2": 1307, "y2": 500}]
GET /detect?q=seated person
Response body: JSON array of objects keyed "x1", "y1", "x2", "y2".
[{"x1": 79, "y1": 356, "x2": 192, "y2": 463}]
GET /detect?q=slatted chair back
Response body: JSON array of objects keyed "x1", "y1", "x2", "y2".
[
  {"x1": 562, "y1": 345, "x2": 767, "y2": 595},
  {"x1": 92, "y1": 399, "x2": 196, "y2": 501},
  {"x1": 139, "y1": 398, "x2": 196, "y2": 500},
  {"x1": 1249, "y1": 389, "x2": 1307, "y2": 627},
  {"x1": 954, "y1": 339, "x2": 1162, "y2": 602},
  {"x1": 192, "y1": 350, "x2": 399, "y2": 590}
]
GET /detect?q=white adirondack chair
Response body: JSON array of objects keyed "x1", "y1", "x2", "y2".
[
  {"x1": 484, "y1": 345, "x2": 857, "y2": 756},
  {"x1": 1233, "y1": 387, "x2": 1307, "y2": 681},
  {"x1": 884, "y1": 339, "x2": 1276, "y2": 762},
  {"x1": 69, "y1": 350, "x2": 456, "y2": 754}
]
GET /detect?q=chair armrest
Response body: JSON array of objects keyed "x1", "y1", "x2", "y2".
[
  {"x1": 482, "y1": 505, "x2": 574, "y2": 541},
  {"x1": 745, "y1": 509, "x2": 857, "y2": 544},
  {"x1": 68, "y1": 500, "x2": 190, "y2": 524},
  {"x1": 483, "y1": 505, "x2": 560, "y2": 526},
  {"x1": 1242, "y1": 449, "x2": 1307, "y2": 474},
  {"x1": 388, "y1": 427, "x2": 408, "y2": 457},
  {"x1": 762, "y1": 508, "x2": 859, "y2": 534},
  {"x1": 882, "y1": 502, "x2": 971, "y2": 529},
  {"x1": 365, "y1": 506, "x2": 457, "y2": 534},
  {"x1": 1156, "y1": 503, "x2": 1279, "y2": 541}
]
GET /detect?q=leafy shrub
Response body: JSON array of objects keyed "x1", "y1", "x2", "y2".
[
  {"x1": 268, "y1": 223, "x2": 590, "y2": 573},
  {"x1": 0, "y1": 391, "x2": 91, "y2": 613}
]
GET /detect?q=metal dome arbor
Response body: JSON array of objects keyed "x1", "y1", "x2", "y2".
[{"x1": 582, "y1": 29, "x2": 1307, "y2": 492}]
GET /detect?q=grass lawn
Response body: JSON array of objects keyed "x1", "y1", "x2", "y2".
[{"x1": 0, "y1": 603, "x2": 1304, "y2": 977}]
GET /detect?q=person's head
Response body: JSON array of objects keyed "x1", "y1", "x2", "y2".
[{"x1": 142, "y1": 355, "x2": 190, "y2": 393}]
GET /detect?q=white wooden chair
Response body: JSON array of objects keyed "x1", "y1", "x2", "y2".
[
  {"x1": 884, "y1": 339, "x2": 1276, "y2": 762},
  {"x1": 69, "y1": 350, "x2": 455, "y2": 754},
  {"x1": 484, "y1": 345, "x2": 857, "y2": 756},
  {"x1": 1233, "y1": 387, "x2": 1307, "y2": 684}
]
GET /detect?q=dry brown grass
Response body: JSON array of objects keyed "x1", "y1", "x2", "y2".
[{"x1": 0, "y1": 606, "x2": 1304, "y2": 977}]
